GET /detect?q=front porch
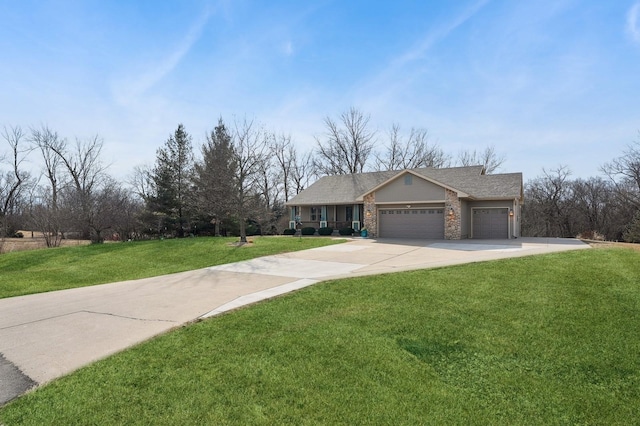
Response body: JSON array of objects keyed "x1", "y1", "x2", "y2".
[{"x1": 288, "y1": 204, "x2": 365, "y2": 232}]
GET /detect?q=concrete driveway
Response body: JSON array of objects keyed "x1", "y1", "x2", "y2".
[{"x1": 0, "y1": 237, "x2": 589, "y2": 405}]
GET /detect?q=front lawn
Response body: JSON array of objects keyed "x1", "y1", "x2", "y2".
[
  {"x1": 2, "y1": 248, "x2": 639, "y2": 424},
  {"x1": 0, "y1": 237, "x2": 344, "y2": 299}
]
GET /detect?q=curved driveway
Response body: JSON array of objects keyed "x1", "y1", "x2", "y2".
[{"x1": 0, "y1": 237, "x2": 588, "y2": 405}]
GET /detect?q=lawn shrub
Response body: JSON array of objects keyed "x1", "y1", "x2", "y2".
[
  {"x1": 318, "y1": 227, "x2": 333, "y2": 236},
  {"x1": 301, "y1": 227, "x2": 316, "y2": 236},
  {"x1": 282, "y1": 228, "x2": 296, "y2": 235},
  {"x1": 339, "y1": 227, "x2": 354, "y2": 236}
]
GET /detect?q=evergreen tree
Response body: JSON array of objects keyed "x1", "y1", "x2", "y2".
[
  {"x1": 194, "y1": 118, "x2": 237, "y2": 236},
  {"x1": 149, "y1": 124, "x2": 194, "y2": 237}
]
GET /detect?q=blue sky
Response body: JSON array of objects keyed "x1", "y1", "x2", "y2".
[{"x1": 1, "y1": 0, "x2": 639, "y2": 181}]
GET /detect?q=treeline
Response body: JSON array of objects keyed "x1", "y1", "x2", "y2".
[
  {"x1": 523, "y1": 138, "x2": 640, "y2": 242},
  {"x1": 0, "y1": 108, "x2": 503, "y2": 244},
  {"x1": 1, "y1": 108, "x2": 638, "y2": 244}
]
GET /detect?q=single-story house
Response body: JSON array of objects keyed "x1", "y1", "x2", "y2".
[{"x1": 285, "y1": 165, "x2": 523, "y2": 239}]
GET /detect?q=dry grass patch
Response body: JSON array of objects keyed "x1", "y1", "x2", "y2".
[{"x1": 0, "y1": 234, "x2": 89, "y2": 254}]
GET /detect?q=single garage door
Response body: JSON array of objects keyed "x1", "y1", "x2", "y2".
[
  {"x1": 379, "y1": 209, "x2": 444, "y2": 239},
  {"x1": 472, "y1": 208, "x2": 509, "y2": 239}
]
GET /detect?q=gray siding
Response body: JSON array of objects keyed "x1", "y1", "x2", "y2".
[{"x1": 376, "y1": 175, "x2": 445, "y2": 203}]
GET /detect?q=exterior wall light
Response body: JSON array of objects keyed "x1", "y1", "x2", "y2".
[
  {"x1": 509, "y1": 209, "x2": 514, "y2": 217},
  {"x1": 448, "y1": 207, "x2": 455, "y2": 217},
  {"x1": 366, "y1": 210, "x2": 372, "y2": 218}
]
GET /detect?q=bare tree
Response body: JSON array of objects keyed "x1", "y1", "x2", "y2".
[
  {"x1": 128, "y1": 164, "x2": 153, "y2": 202},
  {"x1": 270, "y1": 132, "x2": 315, "y2": 202},
  {"x1": 31, "y1": 128, "x2": 110, "y2": 242},
  {"x1": 27, "y1": 187, "x2": 64, "y2": 247},
  {"x1": 457, "y1": 145, "x2": 506, "y2": 174},
  {"x1": 31, "y1": 126, "x2": 64, "y2": 211},
  {"x1": 313, "y1": 107, "x2": 376, "y2": 175},
  {"x1": 291, "y1": 150, "x2": 313, "y2": 195},
  {"x1": 523, "y1": 166, "x2": 573, "y2": 237},
  {"x1": 375, "y1": 124, "x2": 450, "y2": 170},
  {"x1": 255, "y1": 132, "x2": 279, "y2": 211},
  {"x1": 51, "y1": 135, "x2": 108, "y2": 240},
  {"x1": 86, "y1": 177, "x2": 141, "y2": 242},
  {"x1": 601, "y1": 136, "x2": 640, "y2": 209},
  {"x1": 271, "y1": 133, "x2": 293, "y2": 202},
  {"x1": 29, "y1": 126, "x2": 67, "y2": 244},
  {"x1": 569, "y1": 177, "x2": 614, "y2": 237},
  {"x1": 231, "y1": 117, "x2": 269, "y2": 242},
  {"x1": 1, "y1": 125, "x2": 32, "y2": 237}
]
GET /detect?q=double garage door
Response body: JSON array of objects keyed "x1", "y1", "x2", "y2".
[
  {"x1": 379, "y1": 209, "x2": 444, "y2": 239},
  {"x1": 472, "y1": 208, "x2": 509, "y2": 239}
]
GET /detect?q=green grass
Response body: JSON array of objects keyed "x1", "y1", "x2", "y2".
[
  {"x1": 2, "y1": 248, "x2": 639, "y2": 425},
  {"x1": 0, "y1": 237, "x2": 344, "y2": 299}
]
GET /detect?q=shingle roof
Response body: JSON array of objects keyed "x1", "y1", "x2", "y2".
[
  {"x1": 287, "y1": 170, "x2": 398, "y2": 205},
  {"x1": 286, "y1": 166, "x2": 522, "y2": 205}
]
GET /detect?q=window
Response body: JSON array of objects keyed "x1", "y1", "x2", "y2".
[
  {"x1": 404, "y1": 174, "x2": 413, "y2": 185},
  {"x1": 310, "y1": 207, "x2": 318, "y2": 221}
]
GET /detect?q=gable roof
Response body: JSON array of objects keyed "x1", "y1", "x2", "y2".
[
  {"x1": 286, "y1": 166, "x2": 523, "y2": 206},
  {"x1": 361, "y1": 168, "x2": 471, "y2": 199}
]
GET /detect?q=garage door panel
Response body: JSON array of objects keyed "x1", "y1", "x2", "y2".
[
  {"x1": 379, "y1": 209, "x2": 444, "y2": 239},
  {"x1": 472, "y1": 209, "x2": 508, "y2": 239}
]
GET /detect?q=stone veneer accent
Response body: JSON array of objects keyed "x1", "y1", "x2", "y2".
[
  {"x1": 444, "y1": 189, "x2": 461, "y2": 240},
  {"x1": 363, "y1": 193, "x2": 377, "y2": 237}
]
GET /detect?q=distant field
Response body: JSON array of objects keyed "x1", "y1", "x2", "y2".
[
  {"x1": 0, "y1": 233, "x2": 89, "y2": 254},
  {"x1": 0, "y1": 236, "x2": 344, "y2": 299},
  {"x1": 1, "y1": 248, "x2": 639, "y2": 424}
]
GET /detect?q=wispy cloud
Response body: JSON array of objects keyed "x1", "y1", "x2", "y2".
[
  {"x1": 351, "y1": 0, "x2": 490, "y2": 114},
  {"x1": 627, "y1": 2, "x2": 640, "y2": 44},
  {"x1": 392, "y1": 0, "x2": 490, "y2": 68},
  {"x1": 281, "y1": 40, "x2": 294, "y2": 56},
  {"x1": 113, "y1": 7, "x2": 213, "y2": 105}
]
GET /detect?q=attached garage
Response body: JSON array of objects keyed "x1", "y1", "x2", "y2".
[
  {"x1": 287, "y1": 166, "x2": 523, "y2": 240},
  {"x1": 472, "y1": 208, "x2": 509, "y2": 239},
  {"x1": 379, "y1": 208, "x2": 444, "y2": 239}
]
